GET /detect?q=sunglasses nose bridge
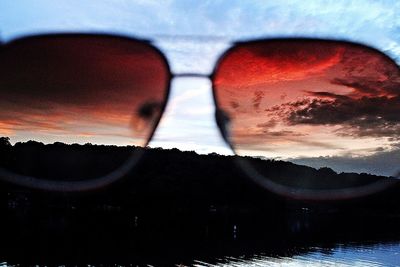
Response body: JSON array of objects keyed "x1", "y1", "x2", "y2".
[{"x1": 172, "y1": 73, "x2": 212, "y2": 79}]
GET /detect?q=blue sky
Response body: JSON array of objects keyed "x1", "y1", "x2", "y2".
[
  {"x1": 1, "y1": 0, "x2": 400, "y2": 175},
  {"x1": 1, "y1": 1, "x2": 399, "y2": 71}
]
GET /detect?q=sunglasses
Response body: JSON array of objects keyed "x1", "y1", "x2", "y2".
[{"x1": 0, "y1": 33, "x2": 399, "y2": 200}]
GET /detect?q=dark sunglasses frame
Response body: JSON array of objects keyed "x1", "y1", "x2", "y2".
[{"x1": 0, "y1": 33, "x2": 398, "y2": 200}]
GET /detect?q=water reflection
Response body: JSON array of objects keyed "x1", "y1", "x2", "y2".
[
  {"x1": 2, "y1": 175, "x2": 400, "y2": 266},
  {"x1": 5, "y1": 242, "x2": 397, "y2": 266},
  {"x1": 1, "y1": 216, "x2": 400, "y2": 267},
  {"x1": 191, "y1": 243, "x2": 400, "y2": 267}
]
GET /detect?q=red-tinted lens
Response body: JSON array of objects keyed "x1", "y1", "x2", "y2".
[
  {"x1": 213, "y1": 39, "x2": 400, "y2": 199},
  {"x1": 0, "y1": 34, "x2": 170, "y2": 189}
]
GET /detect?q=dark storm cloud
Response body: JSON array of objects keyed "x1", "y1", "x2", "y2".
[
  {"x1": 287, "y1": 95, "x2": 400, "y2": 124},
  {"x1": 284, "y1": 95, "x2": 400, "y2": 137},
  {"x1": 331, "y1": 77, "x2": 400, "y2": 97},
  {"x1": 306, "y1": 91, "x2": 350, "y2": 100},
  {"x1": 269, "y1": 58, "x2": 400, "y2": 138}
]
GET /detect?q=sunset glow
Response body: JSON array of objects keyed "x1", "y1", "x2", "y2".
[
  {"x1": 0, "y1": 35, "x2": 169, "y2": 146},
  {"x1": 214, "y1": 40, "x2": 400, "y2": 172}
]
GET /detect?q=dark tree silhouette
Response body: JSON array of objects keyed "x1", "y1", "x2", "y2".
[{"x1": 0, "y1": 137, "x2": 11, "y2": 147}]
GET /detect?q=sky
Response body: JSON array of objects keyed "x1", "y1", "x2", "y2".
[{"x1": 0, "y1": 0, "x2": 399, "y2": 176}]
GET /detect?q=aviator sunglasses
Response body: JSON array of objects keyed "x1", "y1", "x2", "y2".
[{"x1": 0, "y1": 33, "x2": 399, "y2": 200}]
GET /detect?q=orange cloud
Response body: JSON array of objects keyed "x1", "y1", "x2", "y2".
[{"x1": 214, "y1": 41, "x2": 344, "y2": 88}]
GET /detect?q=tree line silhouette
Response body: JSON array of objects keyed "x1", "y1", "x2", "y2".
[{"x1": 0, "y1": 136, "x2": 399, "y2": 213}]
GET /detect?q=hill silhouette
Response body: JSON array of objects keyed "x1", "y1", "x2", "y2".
[
  {"x1": 0, "y1": 138, "x2": 393, "y2": 186},
  {"x1": 0, "y1": 138, "x2": 399, "y2": 212}
]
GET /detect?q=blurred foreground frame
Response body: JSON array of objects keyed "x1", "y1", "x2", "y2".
[
  {"x1": 0, "y1": 33, "x2": 399, "y2": 201},
  {"x1": 213, "y1": 38, "x2": 400, "y2": 200}
]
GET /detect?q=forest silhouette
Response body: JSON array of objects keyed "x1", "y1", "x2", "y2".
[
  {"x1": 1, "y1": 136, "x2": 399, "y2": 210},
  {"x1": 0, "y1": 136, "x2": 395, "y2": 186}
]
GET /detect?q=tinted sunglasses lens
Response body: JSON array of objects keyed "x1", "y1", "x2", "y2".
[
  {"x1": 213, "y1": 40, "x2": 400, "y2": 199},
  {"x1": 0, "y1": 35, "x2": 169, "y2": 186}
]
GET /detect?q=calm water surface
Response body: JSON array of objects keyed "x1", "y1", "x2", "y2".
[
  {"x1": 1, "y1": 241, "x2": 399, "y2": 266},
  {"x1": 3, "y1": 204, "x2": 400, "y2": 266},
  {"x1": 190, "y1": 242, "x2": 400, "y2": 267}
]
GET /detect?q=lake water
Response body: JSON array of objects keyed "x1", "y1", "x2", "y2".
[
  {"x1": 2, "y1": 205, "x2": 400, "y2": 266},
  {"x1": 1, "y1": 240, "x2": 399, "y2": 266},
  {"x1": 189, "y1": 242, "x2": 400, "y2": 267}
]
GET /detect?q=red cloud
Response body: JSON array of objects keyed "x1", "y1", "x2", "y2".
[
  {"x1": 214, "y1": 40, "x2": 344, "y2": 88},
  {"x1": 213, "y1": 40, "x2": 400, "y2": 149}
]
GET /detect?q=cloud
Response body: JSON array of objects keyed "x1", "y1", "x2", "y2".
[
  {"x1": 252, "y1": 90, "x2": 265, "y2": 110},
  {"x1": 256, "y1": 119, "x2": 277, "y2": 128},
  {"x1": 291, "y1": 146, "x2": 400, "y2": 177},
  {"x1": 284, "y1": 96, "x2": 400, "y2": 137},
  {"x1": 265, "y1": 43, "x2": 400, "y2": 139},
  {"x1": 231, "y1": 125, "x2": 344, "y2": 150},
  {"x1": 285, "y1": 86, "x2": 400, "y2": 137},
  {"x1": 214, "y1": 41, "x2": 344, "y2": 88}
]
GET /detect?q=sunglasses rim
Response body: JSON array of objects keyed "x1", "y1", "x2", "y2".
[
  {"x1": 0, "y1": 33, "x2": 174, "y2": 191},
  {"x1": 210, "y1": 38, "x2": 399, "y2": 142},
  {"x1": 1, "y1": 33, "x2": 399, "y2": 198},
  {"x1": 1, "y1": 32, "x2": 174, "y2": 150},
  {"x1": 210, "y1": 36, "x2": 400, "y2": 148},
  {"x1": 210, "y1": 38, "x2": 400, "y2": 200}
]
